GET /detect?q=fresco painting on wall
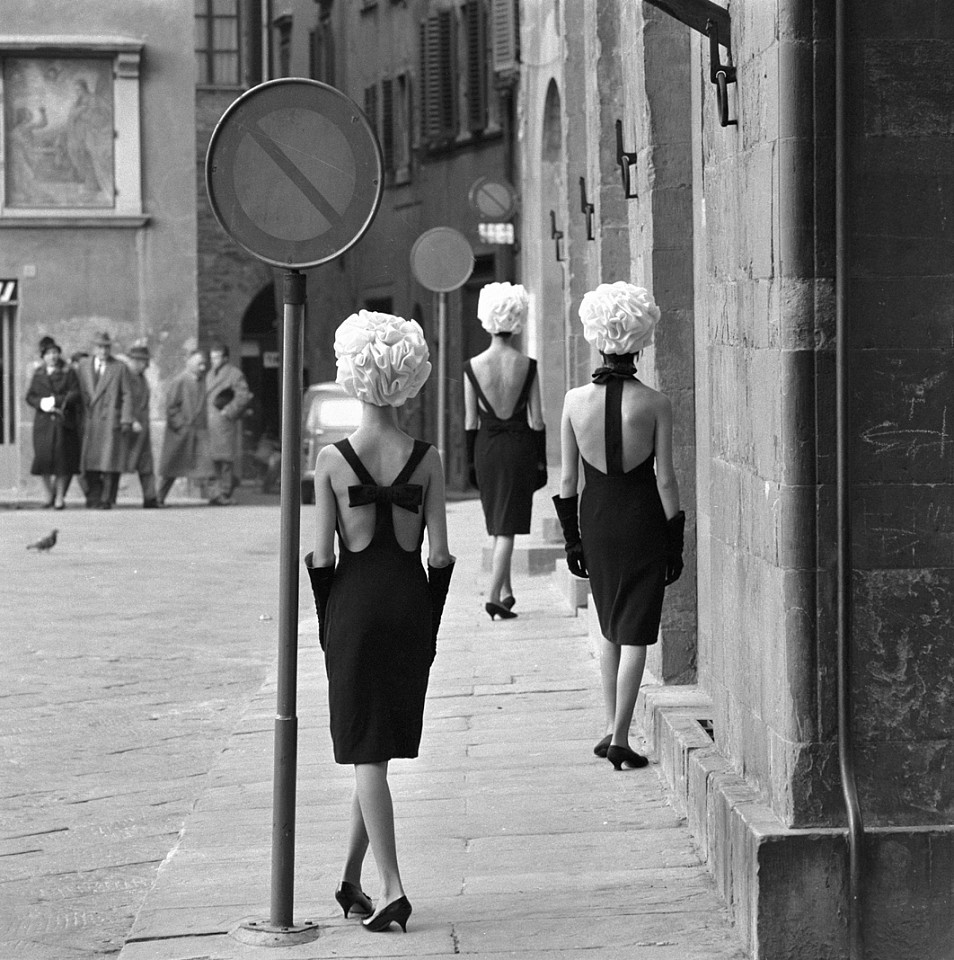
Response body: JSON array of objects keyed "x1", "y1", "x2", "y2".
[{"x1": 3, "y1": 57, "x2": 115, "y2": 208}]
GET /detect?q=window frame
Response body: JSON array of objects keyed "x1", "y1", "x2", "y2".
[
  {"x1": 195, "y1": 0, "x2": 242, "y2": 88},
  {"x1": 0, "y1": 37, "x2": 147, "y2": 226}
]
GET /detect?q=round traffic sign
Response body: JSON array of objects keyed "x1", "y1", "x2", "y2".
[
  {"x1": 468, "y1": 176, "x2": 517, "y2": 220},
  {"x1": 206, "y1": 79, "x2": 383, "y2": 269},
  {"x1": 410, "y1": 228, "x2": 475, "y2": 293}
]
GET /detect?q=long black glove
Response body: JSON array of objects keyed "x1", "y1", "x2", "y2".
[
  {"x1": 665, "y1": 511, "x2": 686, "y2": 586},
  {"x1": 552, "y1": 495, "x2": 588, "y2": 579},
  {"x1": 532, "y1": 428, "x2": 548, "y2": 491},
  {"x1": 304, "y1": 552, "x2": 335, "y2": 650},
  {"x1": 465, "y1": 429, "x2": 478, "y2": 488},
  {"x1": 427, "y1": 559, "x2": 456, "y2": 662}
]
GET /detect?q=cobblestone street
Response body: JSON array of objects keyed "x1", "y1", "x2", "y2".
[{"x1": 1, "y1": 497, "x2": 281, "y2": 958}]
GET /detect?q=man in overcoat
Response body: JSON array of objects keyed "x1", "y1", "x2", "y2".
[
  {"x1": 76, "y1": 331, "x2": 133, "y2": 509},
  {"x1": 205, "y1": 343, "x2": 252, "y2": 506},
  {"x1": 157, "y1": 349, "x2": 211, "y2": 505},
  {"x1": 120, "y1": 343, "x2": 159, "y2": 508}
]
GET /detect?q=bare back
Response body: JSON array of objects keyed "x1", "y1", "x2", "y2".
[
  {"x1": 468, "y1": 347, "x2": 531, "y2": 420},
  {"x1": 567, "y1": 379, "x2": 660, "y2": 473}
]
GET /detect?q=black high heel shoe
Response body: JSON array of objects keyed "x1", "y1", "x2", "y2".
[
  {"x1": 606, "y1": 745, "x2": 649, "y2": 770},
  {"x1": 485, "y1": 601, "x2": 518, "y2": 620},
  {"x1": 593, "y1": 734, "x2": 612, "y2": 758},
  {"x1": 335, "y1": 881, "x2": 373, "y2": 918},
  {"x1": 501, "y1": 595, "x2": 516, "y2": 610},
  {"x1": 362, "y1": 895, "x2": 412, "y2": 933}
]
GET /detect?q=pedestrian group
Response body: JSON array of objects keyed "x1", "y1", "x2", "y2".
[
  {"x1": 304, "y1": 279, "x2": 685, "y2": 933},
  {"x1": 26, "y1": 334, "x2": 251, "y2": 508}
]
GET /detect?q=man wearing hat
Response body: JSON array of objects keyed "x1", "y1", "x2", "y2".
[
  {"x1": 76, "y1": 331, "x2": 134, "y2": 508},
  {"x1": 118, "y1": 342, "x2": 159, "y2": 508}
]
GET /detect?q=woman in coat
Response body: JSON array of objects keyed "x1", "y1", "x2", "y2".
[{"x1": 25, "y1": 336, "x2": 81, "y2": 508}]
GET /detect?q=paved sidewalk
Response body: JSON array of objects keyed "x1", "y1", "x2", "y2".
[{"x1": 117, "y1": 496, "x2": 747, "y2": 960}]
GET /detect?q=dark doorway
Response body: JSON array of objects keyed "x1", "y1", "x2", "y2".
[{"x1": 241, "y1": 284, "x2": 280, "y2": 456}]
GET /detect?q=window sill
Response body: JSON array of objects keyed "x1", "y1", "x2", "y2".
[{"x1": 0, "y1": 214, "x2": 150, "y2": 228}]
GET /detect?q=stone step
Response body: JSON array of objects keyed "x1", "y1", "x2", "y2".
[
  {"x1": 551, "y1": 562, "x2": 589, "y2": 614},
  {"x1": 480, "y1": 541, "x2": 563, "y2": 575}
]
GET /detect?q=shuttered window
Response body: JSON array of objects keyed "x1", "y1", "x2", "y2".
[
  {"x1": 464, "y1": 0, "x2": 487, "y2": 133},
  {"x1": 382, "y1": 78, "x2": 395, "y2": 174},
  {"x1": 364, "y1": 84, "x2": 378, "y2": 142},
  {"x1": 420, "y1": 10, "x2": 457, "y2": 146},
  {"x1": 491, "y1": 0, "x2": 518, "y2": 75}
]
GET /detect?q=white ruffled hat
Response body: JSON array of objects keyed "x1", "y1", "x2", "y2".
[
  {"x1": 334, "y1": 310, "x2": 431, "y2": 407},
  {"x1": 477, "y1": 282, "x2": 528, "y2": 335},
  {"x1": 579, "y1": 282, "x2": 660, "y2": 355}
]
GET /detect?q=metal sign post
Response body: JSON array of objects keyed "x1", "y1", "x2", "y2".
[
  {"x1": 205, "y1": 78, "x2": 382, "y2": 946},
  {"x1": 410, "y1": 227, "x2": 474, "y2": 466}
]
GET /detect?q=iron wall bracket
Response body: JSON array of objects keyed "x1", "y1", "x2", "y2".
[
  {"x1": 579, "y1": 177, "x2": 596, "y2": 240},
  {"x1": 615, "y1": 120, "x2": 638, "y2": 199},
  {"x1": 549, "y1": 209, "x2": 565, "y2": 261},
  {"x1": 643, "y1": 0, "x2": 737, "y2": 128}
]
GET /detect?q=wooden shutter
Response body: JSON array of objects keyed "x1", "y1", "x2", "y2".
[
  {"x1": 420, "y1": 11, "x2": 457, "y2": 145},
  {"x1": 382, "y1": 77, "x2": 395, "y2": 173},
  {"x1": 491, "y1": 0, "x2": 517, "y2": 75},
  {"x1": 464, "y1": 0, "x2": 487, "y2": 133},
  {"x1": 364, "y1": 84, "x2": 378, "y2": 140}
]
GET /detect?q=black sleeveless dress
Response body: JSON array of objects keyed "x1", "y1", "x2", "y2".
[
  {"x1": 580, "y1": 378, "x2": 668, "y2": 646},
  {"x1": 323, "y1": 438, "x2": 434, "y2": 764},
  {"x1": 464, "y1": 358, "x2": 538, "y2": 536}
]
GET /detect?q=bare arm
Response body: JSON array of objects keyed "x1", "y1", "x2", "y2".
[
  {"x1": 464, "y1": 374, "x2": 478, "y2": 431},
  {"x1": 654, "y1": 394, "x2": 681, "y2": 519},
  {"x1": 559, "y1": 392, "x2": 580, "y2": 498},
  {"x1": 311, "y1": 446, "x2": 338, "y2": 567},
  {"x1": 423, "y1": 446, "x2": 453, "y2": 567},
  {"x1": 527, "y1": 366, "x2": 545, "y2": 430}
]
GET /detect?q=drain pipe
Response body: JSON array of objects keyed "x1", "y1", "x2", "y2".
[{"x1": 834, "y1": 0, "x2": 865, "y2": 957}]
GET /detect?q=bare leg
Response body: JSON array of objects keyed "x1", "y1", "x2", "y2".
[
  {"x1": 611, "y1": 645, "x2": 647, "y2": 749},
  {"x1": 54, "y1": 475, "x2": 69, "y2": 507},
  {"x1": 342, "y1": 788, "x2": 370, "y2": 887},
  {"x1": 488, "y1": 535, "x2": 515, "y2": 604},
  {"x1": 40, "y1": 475, "x2": 55, "y2": 506},
  {"x1": 354, "y1": 762, "x2": 405, "y2": 915},
  {"x1": 600, "y1": 636, "x2": 620, "y2": 737}
]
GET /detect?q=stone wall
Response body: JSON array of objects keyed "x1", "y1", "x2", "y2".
[{"x1": 844, "y1": 0, "x2": 954, "y2": 827}]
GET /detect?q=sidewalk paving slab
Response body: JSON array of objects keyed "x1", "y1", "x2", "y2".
[{"x1": 116, "y1": 497, "x2": 747, "y2": 960}]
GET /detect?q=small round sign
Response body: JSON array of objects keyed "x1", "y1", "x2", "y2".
[
  {"x1": 410, "y1": 227, "x2": 475, "y2": 293},
  {"x1": 206, "y1": 79, "x2": 383, "y2": 269},
  {"x1": 468, "y1": 176, "x2": 517, "y2": 221}
]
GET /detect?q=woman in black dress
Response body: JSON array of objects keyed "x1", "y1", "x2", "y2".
[
  {"x1": 553, "y1": 283, "x2": 685, "y2": 770},
  {"x1": 25, "y1": 336, "x2": 81, "y2": 509},
  {"x1": 305, "y1": 310, "x2": 455, "y2": 933},
  {"x1": 464, "y1": 283, "x2": 545, "y2": 619}
]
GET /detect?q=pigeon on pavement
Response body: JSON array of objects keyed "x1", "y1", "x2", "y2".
[{"x1": 27, "y1": 529, "x2": 58, "y2": 552}]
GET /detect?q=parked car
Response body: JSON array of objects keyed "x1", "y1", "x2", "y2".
[{"x1": 300, "y1": 382, "x2": 362, "y2": 504}]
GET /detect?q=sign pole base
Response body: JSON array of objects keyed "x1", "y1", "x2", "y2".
[{"x1": 231, "y1": 918, "x2": 320, "y2": 947}]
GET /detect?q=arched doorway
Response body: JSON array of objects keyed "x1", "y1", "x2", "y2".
[{"x1": 240, "y1": 284, "x2": 280, "y2": 458}]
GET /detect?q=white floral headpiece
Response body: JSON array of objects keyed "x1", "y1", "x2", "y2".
[
  {"x1": 334, "y1": 310, "x2": 431, "y2": 407},
  {"x1": 477, "y1": 282, "x2": 528, "y2": 335},
  {"x1": 579, "y1": 282, "x2": 660, "y2": 354}
]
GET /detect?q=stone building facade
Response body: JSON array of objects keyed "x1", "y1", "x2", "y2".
[
  {"x1": 519, "y1": 1, "x2": 953, "y2": 958},
  {"x1": 0, "y1": 1, "x2": 198, "y2": 497},
  {"x1": 196, "y1": 0, "x2": 520, "y2": 485}
]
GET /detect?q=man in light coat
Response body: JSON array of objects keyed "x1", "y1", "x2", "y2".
[
  {"x1": 157, "y1": 349, "x2": 211, "y2": 505},
  {"x1": 205, "y1": 343, "x2": 252, "y2": 506},
  {"x1": 120, "y1": 343, "x2": 159, "y2": 508},
  {"x1": 76, "y1": 331, "x2": 133, "y2": 509}
]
